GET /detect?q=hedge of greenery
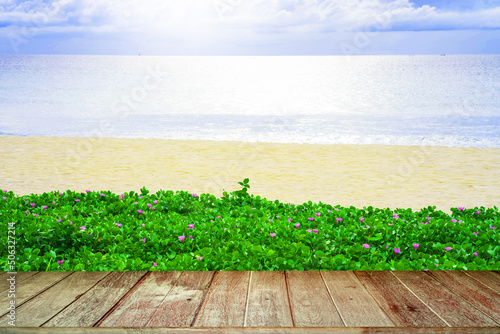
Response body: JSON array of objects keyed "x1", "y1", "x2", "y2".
[{"x1": 1, "y1": 179, "x2": 499, "y2": 271}]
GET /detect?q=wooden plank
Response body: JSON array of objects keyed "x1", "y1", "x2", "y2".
[
  {"x1": 146, "y1": 271, "x2": 215, "y2": 327},
  {"x1": 4, "y1": 327, "x2": 500, "y2": 333},
  {"x1": 0, "y1": 272, "x2": 71, "y2": 317},
  {"x1": 355, "y1": 271, "x2": 447, "y2": 327},
  {"x1": 98, "y1": 272, "x2": 182, "y2": 327},
  {"x1": 465, "y1": 271, "x2": 500, "y2": 293},
  {"x1": 0, "y1": 271, "x2": 109, "y2": 327},
  {"x1": 42, "y1": 271, "x2": 147, "y2": 327},
  {"x1": 193, "y1": 271, "x2": 250, "y2": 327},
  {"x1": 428, "y1": 271, "x2": 500, "y2": 323},
  {"x1": 321, "y1": 271, "x2": 395, "y2": 327},
  {"x1": 0, "y1": 272, "x2": 39, "y2": 293},
  {"x1": 286, "y1": 271, "x2": 343, "y2": 327},
  {"x1": 245, "y1": 271, "x2": 293, "y2": 327},
  {"x1": 393, "y1": 271, "x2": 499, "y2": 327}
]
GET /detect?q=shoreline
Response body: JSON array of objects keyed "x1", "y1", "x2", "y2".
[{"x1": 2, "y1": 135, "x2": 499, "y2": 211}]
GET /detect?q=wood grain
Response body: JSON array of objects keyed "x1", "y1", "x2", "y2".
[
  {"x1": 0, "y1": 271, "x2": 71, "y2": 317},
  {"x1": 146, "y1": 271, "x2": 215, "y2": 327},
  {"x1": 245, "y1": 271, "x2": 293, "y2": 327},
  {"x1": 4, "y1": 326, "x2": 500, "y2": 333},
  {"x1": 428, "y1": 271, "x2": 500, "y2": 323},
  {"x1": 286, "y1": 271, "x2": 343, "y2": 327},
  {"x1": 193, "y1": 271, "x2": 250, "y2": 327},
  {"x1": 393, "y1": 271, "x2": 499, "y2": 327},
  {"x1": 355, "y1": 271, "x2": 447, "y2": 327},
  {"x1": 0, "y1": 272, "x2": 39, "y2": 293},
  {"x1": 98, "y1": 272, "x2": 182, "y2": 327},
  {"x1": 0, "y1": 271, "x2": 109, "y2": 327},
  {"x1": 464, "y1": 271, "x2": 500, "y2": 293},
  {"x1": 321, "y1": 271, "x2": 395, "y2": 327},
  {"x1": 42, "y1": 271, "x2": 147, "y2": 327}
]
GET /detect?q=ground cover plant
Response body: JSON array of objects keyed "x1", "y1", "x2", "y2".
[{"x1": 1, "y1": 179, "x2": 499, "y2": 271}]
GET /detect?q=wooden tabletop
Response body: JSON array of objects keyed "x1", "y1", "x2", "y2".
[{"x1": 1, "y1": 271, "x2": 499, "y2": 333}]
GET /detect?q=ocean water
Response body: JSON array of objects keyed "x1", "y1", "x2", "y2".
[{"x1": 0, "y1": 55, "x2": 499, "y2": 147}]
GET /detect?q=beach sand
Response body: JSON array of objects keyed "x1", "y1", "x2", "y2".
[{"x1": 1, "y1": 135, "x2": 499, "y2": 211}]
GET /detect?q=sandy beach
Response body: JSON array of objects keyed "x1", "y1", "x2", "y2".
[{"x1": 1, "y1": 135, "x2": 499, "y2": 211}]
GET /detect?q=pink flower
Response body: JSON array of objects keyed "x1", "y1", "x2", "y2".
[
  {"x1": 134, "y1": 202, "x2": 138, "y2": 205},
  {"x1": 85, "y1": 190, "x2": 90, "y2": 193},
  {"x1": 458, "y1": 207, "x2": 465, "y2": 212},
  {"x1": 193, "y1": 193, "x2": 198, "y2": 198},
  {"x1": 444, "y1": 247, "x2": 452, "y2": 251},
  {"x1": 137, "y1": 209, "x2": 143, "y2": 214},
  {"x1": 189, "y1": 235, "x2": 193, "y2": 239},
  {"x1": 234, "y1": 225, "x2": 237, "y2": 228},
  {"x1": 328, "y1": 210, "x2": 332, "y2": 213},
  {"x1": 312, "y1": 229, "x2": 318, "y2": 234},
  {"x1": 270, "y1": 233, "x2": 276, "y2": 238},
  {"x1": 421, "y1": 222, "x2": 428, "y2": 225},
  {"x1": 153, "y1": 200, "x2": 158, "y2": 204},
  {"x1": 315, "y1": 213, "x2": 321, "y2": 217},
  {"x1": 30, "y1": 203, "x2": 35, "y2": 207},
  {"x1": 43, "y1": 205, "x2": 47, "y2": 210},
  {"x1": 2, "y1": 190, "x2": 6, "y2": 192},
  {"x1": 490, "y1": 227, "x2": 497, "y2": 229},
  {"x1": 153, "y1": 262, "x2": 157, "y2": 267},
  {"x1": 473, "y1": 252, "x2": 478, "y2": 257},
  {"x1": 147, "y1": 203, "x2": 152, "y2": 209},
  {"x1": 120, "y1": 194, "x2": 125, "y2": 200},
  {"x1": 198, "y1": 256, "x2": 203, "y2": 260},
  {"x1": 476, "y1": 210, "x2": 481, "y2": 214},
  {"x1": 80, "y1": 226, "x2": 86, "y2": 230},
  {"x1": 216, "y1": 216, "x2": 221, "y2": 219},
  {"x1": 275, "y1": 215, "x2": 279, "y2": 218},
  {"x1": 335, "y1": 208, "x2": 339, "y2": 211},
  {"x1": 360, "y1": 217, "x2": 364, "y2": 223},
  {"x1": 336, "y1": 218, "x2": 343, "y2": 223},
  {"x1": 52, "y1": 201, "x2": 56, "y2": 204},
  {"x1": 139, "y1": 196, "x2": 143, "y2": 199},
  {"x1": 412, "y1": 244, "x2": 419, "y2": 250},
  {"x1": 424, "y1": 269, "x2": 429, "y2": 271},
  {"x1": 178, "y1": 236, "x2": 185, "y2": 242},
  {"x1": 188, "y1": 224, "x2": 194, "y2": 229},
  {"x1": 75, "y1": 199, "x2": 80, "y2": 203},
  {"x1": 450, "y1": 219, "x2": 457, "y2": 223},
  {"x1": 362, "y1": 244, "x2": 370, "y2": 248},
  {"x1": 57, "y1": 219, "x2": 61, "y2": 222},
  {"x1": 57, "y1": 261, "x2": 64, "y2": 266},
  {"x1": 308, "y1": 218, "x2": 314, "y2": 221},
  {"x1": 140, "y1": 238, "x2": 146, "y2": 242},
  {"x1": 458, "y1": 220, "x2": 463, "y2": 223},
  {"x1": 294, "y1": 223, "x2": 300, "y2": 229},
  {"x1": 435, "y1": 264, "x2": 439, "y2": 266},
  {"x1": 70, "y1": 222, "x2": 73, "y2": 225},
  {"x1": 287, "y1": 218, "x2": 292, "y2": 222},
  {"x1": 394, "y1": 248, "x2": 401, "y2": 254},
  {"x1": 115, "y1": 223, "x2": 122, "y2": 227},
  {"x1": 366, "y1": 225, "x2": 370, "y2": 229},
  {"x1": 152, "y1": 207, "x2": 156, "y2": 211},
  {"x1": 426, "y1": 217, "x2": 431, "y2": 220},
  {"x1": 386, "y1": 245, "x2": 389, "y2": 249},
  {"x1": 142, "y1": 223, "x2": 145, "y2": 227},
  {"x1": 307, "y1": 229, "x2": 312, "y2": 232},
  {"x1": 100, "y1": 193, "x2": 105, "y2": 197}
]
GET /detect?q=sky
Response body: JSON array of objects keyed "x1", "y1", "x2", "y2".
[{"x1": 0, "y1": 0, "x2": 499, "y2": 55}]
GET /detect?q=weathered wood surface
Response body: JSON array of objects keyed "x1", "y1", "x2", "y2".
[
  {"x1": 0, "y1": 271, "x2": 71, "y2": 318},
  {"x1": 43, "y1": 272, "x2": 147, "y2": 327},
  {"x1": 193, "y1": 271, "x2": 250, "y2": 327},
  {"x1": 428, "y1": 271, "x2": 500, "y2": 324},
  {"x1": 321, "y1": 271, "x2": 395, "y2": 327},
  {"x1": 146, "y1": 271, "x2": 215, "y2": 327},
  {"x1": 3, "y1": 327, "x2": 500, "y2": 333},
  {"x1": 0, "y1": 270, "x2": 498, "y2": 332},
  {"x1": 245, "y1": 271, "x2": 293, "y2": 327},
  {"x1": 0, "y1": 272, "x2": 109, "y2": 327}
]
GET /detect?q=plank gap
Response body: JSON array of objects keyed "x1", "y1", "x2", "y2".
[
  {"x1": 283, "y1": 271, "x2": 295, "y2": 327},
  {"x1": 319, "y1": 271, "x2": 346, "y2": 327},
  {"x1": 189, "y1": 271, "x2": 217, "y2": 327},
  {"x1": 390, "y1": 271, "x2": 451, "y2": 327},
  {"x1": 93, "y1": 271, "x2": 151, "y2": 327},
  {"x1": 243, "y1": 271, "x2": 252, "y2": 327},
  {"x1": 144, "y1": 272, "x2": 185, "y2": 327}
]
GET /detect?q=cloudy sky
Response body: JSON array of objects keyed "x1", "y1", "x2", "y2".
[{"x1": 0, "y1": 0, "x2": 499, "y2": 55}]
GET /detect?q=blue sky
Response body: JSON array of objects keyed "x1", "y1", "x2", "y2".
[{"x1": 0, "y1": 0, "x2": 499, "y2": 55}]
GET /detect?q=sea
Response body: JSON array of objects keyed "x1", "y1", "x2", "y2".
[{"x1": 0, "y1": 54, "x2": 499, "y2": 147}]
